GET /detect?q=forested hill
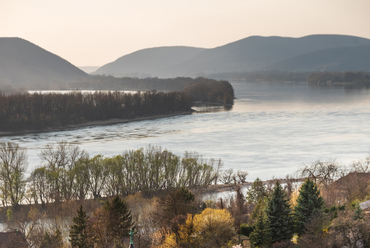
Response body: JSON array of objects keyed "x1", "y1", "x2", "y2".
[
  {"x1": 95, "y1": 34, "x2": 370, "y2": 77},
  {"x1": 0, "y1": 38, "x2": 88, "y2": 89}
]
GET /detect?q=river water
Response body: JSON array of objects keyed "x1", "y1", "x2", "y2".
[{"x1": 2, "y1": 81, "x2": 370, "y2": 180}]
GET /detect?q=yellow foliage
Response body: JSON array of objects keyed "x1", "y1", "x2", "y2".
[
  {"x1": 151, "y1": 228, "x2": 179, "y2": 248},
  {"x1": 178, "y1": 214, "x2": 194, "y2": 244},
  {"x1": 192, "y1": 208, "x2": 235, "y2": 247},
  {"x1": 290, "y1": 188, "x2": 300, "y2": 208}
]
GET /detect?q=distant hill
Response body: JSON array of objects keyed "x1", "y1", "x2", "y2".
[
  {"x1": 0, "y1": 38, "x2": 87, "y2": 89},
  {"x1": 94, "y1": 46, "x2": 206, "y2": 77},
  {"x1": 266, "y1": 45, "x2": 370, "y2": 72},
  {"x1": 95, "y1": 35, "x2": 370, "y2": 77}
]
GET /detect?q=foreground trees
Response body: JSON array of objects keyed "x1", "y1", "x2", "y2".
[{"x1": 27, "y1": 143, "x2": 222, "y2": 205}]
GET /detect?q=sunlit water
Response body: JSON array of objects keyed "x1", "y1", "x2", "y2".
[{"x1": 2, "y1": 81, "x2": 370, "y2": 181}]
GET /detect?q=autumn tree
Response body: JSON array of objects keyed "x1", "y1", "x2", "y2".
[
  {"x1": 192, "y1": 208, "x2": 235, "y2": 248},
  {"x1": 294, "y1": 178, "x2": 324, "y2": 236},
  {"x1": 153, "y1": 187, "x2": 196, "y2": 233}
]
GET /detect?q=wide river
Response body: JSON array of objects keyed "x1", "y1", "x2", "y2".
[{"x1": 2, "y1": 81, "x2": 370, "y2": 180}]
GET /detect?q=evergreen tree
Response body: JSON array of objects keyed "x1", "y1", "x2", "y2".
[
  {"x1": 40, "y1": 229, "x2": 63, "y2": 248},
  {"x1": 104, "y1": 196, "x2": 135, "y2": 247},
  {"x1": 266, "y1": 181, "x2": 294, "y2": 243},
  {"x1": 246, "y1": 178, "x2": 267, "y2": 204},
  {"x1": 69, "y1": 205, "x2": 93, "y2": 248},
  {"x1": 294, "y1": 178, "x2": 324, "y2": 236},
  {"x1": 249, "y1": 207, "x2": 272, "y2": 248}
]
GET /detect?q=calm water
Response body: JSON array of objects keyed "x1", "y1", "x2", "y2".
[{"x1": 2, "y1": 81, "x2": 370, "y2": 180}]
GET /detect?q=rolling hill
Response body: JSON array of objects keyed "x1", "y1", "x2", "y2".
[
  {"x1": 94, "y1": 46, "x2": 206, "y2": 78},
  {"x1": 95, "y1": 34, "x2": 370, "y2": 77},
  {"x1": 0, "y1": 37, "x2": 87, "y2": 89}
]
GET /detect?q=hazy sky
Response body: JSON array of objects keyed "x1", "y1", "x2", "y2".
[{"x1": 2, "y1": 0, "x2": 370, "y2": 66}]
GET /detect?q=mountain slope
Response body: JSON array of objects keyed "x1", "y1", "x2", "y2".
[
  {"x1": 96, "y1": 34, "x2": 370, "y2": 77},
  {"x1": 94, "y1": 46, "x2": 206, "y2": 77},
  {"x1": 168, "y1": 34, "x2": 370, "y2": 75},
  {"x1": 0, "y1": 38, "x2": 87, "y2": 89},
  {"x1": 267, "y1": 45, "x2": 370, "y2": 72}
]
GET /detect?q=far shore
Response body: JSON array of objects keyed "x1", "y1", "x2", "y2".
[{"x1": 0, "y1": 111, "x2": 194, "y2": 137}]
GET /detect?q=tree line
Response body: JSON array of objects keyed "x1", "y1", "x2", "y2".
[
  {"x1": 0, "y1": 141, "x2": 229, "y2": 208},
  {"x1": 0, "y1": 90, "x2": 191, "y2": 131},
  {"x1": 308, "y1": 71, "x2": 370, "y2": 86},
  {"x1": 0, "y1": 77, "x2": 235, "y2": 132}
]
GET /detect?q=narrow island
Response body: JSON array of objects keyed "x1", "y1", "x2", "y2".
[{"x1": 0, "y1": 77, "x2": 234, "y2": 135}]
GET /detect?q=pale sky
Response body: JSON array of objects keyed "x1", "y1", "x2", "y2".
[{"x1": 2, "y1": 0, "x2": 370, "y2": 66}]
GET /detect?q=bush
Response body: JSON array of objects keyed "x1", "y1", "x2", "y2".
[{"x1": 240, "y1": 223, "x2": 253, "y2": 237}]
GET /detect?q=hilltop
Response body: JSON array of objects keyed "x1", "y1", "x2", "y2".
[
  {"x1": 95, "y1": 34, "x2": 370, "y2": 78},
  {"x1": 0, "y1": 38, "x2": 87, "y2": 89}
]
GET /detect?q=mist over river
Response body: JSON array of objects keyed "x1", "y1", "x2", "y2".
[{"x1": 2, "y1": 81, "x2": 370, "y2": 180}]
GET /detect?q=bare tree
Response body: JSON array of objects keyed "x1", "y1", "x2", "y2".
[{"x1": 0, "y1": 142, "x2": 27, "y2": 208}]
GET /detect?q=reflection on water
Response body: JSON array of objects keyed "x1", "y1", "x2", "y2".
[{"x1": 3, "y1": 81, "x2": 370, "y2": 180}]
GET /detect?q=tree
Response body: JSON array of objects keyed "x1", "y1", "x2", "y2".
[
  {"x1": 246, "y1": 178, "x2": 267, "y2": 204},
  {"x1": 104, "y1": 196, "x2": 135, "y2": 247},
  {"x1": 0, "y1": 142, "x2": 27, "y2": 208},
  {"x1": 249, "y1": 207, "x2": 272, "y2": 248},
  {"x1": 69, "y1": 205, "x2": 93, "y2": 248},
  {"x1": 192, "y1": 208, "x2": 235, "y2": 248},
  {"x1": 153, "y1": 187, "x2": 196, "y2": 232},
  {"x1": 266, "y1": 181, "x2": 294, "y2": 244},
  {"x1": 294, "y1": 178, "x2": 324, "y2": 236},
  {"x1": 40, "y1": 229, "x2": 63, "y2": 248}
]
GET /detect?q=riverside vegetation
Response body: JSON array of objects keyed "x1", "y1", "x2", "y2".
[
  {"x1": 0, "y1": 77, "x2": 234, "y2": 132},
  {"x1": 0, "y1": 141, "x2": 370, "y2": 247}
]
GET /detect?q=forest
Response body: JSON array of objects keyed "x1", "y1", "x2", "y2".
[
  {"x1": 0, "y1": 141, "x2": 369, "y2": 247},
  {"x1": 308, "y1": 71, "x2": 370, "y2": 86},
  {"x1": 0, "y1": 77, "x2": 234, "y2": 132}
]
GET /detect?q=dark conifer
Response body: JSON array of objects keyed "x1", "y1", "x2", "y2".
[
  {"x1": 249, "y1": 207, "x2": 272, "y2": 248},
  {"x1": 104, "y1": 196, "x2": 135, "y2": 247},
  {"x1": 266, "y1": 181, "x2": 294, "y2": 243},
  {"x1": 69, "y1": 205, "x2": 92, "y2": 248},
  {"x1": 294, "y1": 178, "x2": 324, "y2": 236}
]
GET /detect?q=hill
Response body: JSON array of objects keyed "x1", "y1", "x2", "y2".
[
  {"x1": 0, "y1": 38, "x2": 87, "y2": 89},
  {"x1": 94, "y1": 46, "x2": 206, "y2": 77},
  {"x1": 267, "y1": 45, "x2": 370, "y2": 72},
  {"x1": 95, "y1": 35, "x2": 370, "y2": 77}
]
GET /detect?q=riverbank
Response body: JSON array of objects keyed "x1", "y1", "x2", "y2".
[{"x1": 0, "y1": 111, "x2": 193, "y2": 137}]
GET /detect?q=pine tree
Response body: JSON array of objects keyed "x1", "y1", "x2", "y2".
[
  {"x1": 104, "y1": 196, "x2": 135, "y2": 247},
  {"x1": 246, "y1": 178, "x2": 267, "y2": 204},
  {"x1": 294, "y1": 178, "x2": 324, "y2": 236},
  {"x1": 69, "y1": 205, "x2": 92, "y2": 248},
  {"x1": 40, "y1": 229, "x2": 63, "y2": 248},
  {"x1": 249, "y1": 207, "x2": 272, "y2": 248},
  {"x1": 266, "y1": 181, "x2": 294, "y2": 243}
]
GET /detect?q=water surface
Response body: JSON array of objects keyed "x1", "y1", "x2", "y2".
[{"x1": 2, "y1": 81, "x2": 370, "y2": 180}]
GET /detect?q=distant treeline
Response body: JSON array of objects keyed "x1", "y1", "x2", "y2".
[
  {"x1": 72, "y1": 75, "x2": 234, "y2": 104},
  {"x1": 0, "y1": 91, "x2": 191, "y2": 131},
  {"x1": 308, "y1": 71, "x2": 370, "y2": 86},
  {"x1": 208, "y1": 71, "x2": 310, "y2": 82}
]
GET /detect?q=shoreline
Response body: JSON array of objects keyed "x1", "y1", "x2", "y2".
[{"x1": 0, "y1": 111, "x2": 194, "y2": 137}]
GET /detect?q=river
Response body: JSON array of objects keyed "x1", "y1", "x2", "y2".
[{"x1": 2, "y1": 81, "x2": 370, "y2": 180}]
